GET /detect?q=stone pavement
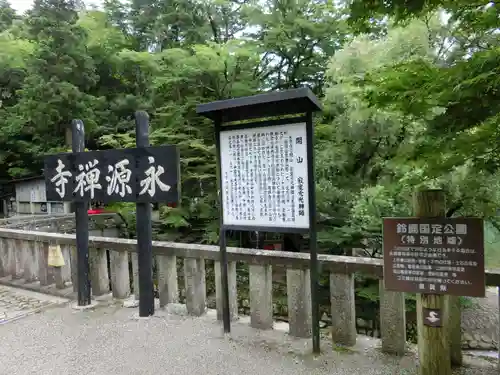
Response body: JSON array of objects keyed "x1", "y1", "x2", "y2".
[
  {"x1": 0, "y1": 285, "x2": 68, "y2": 324},
  {"x1": 0, "y1": 294, "x2": 497, "y2": 375}
]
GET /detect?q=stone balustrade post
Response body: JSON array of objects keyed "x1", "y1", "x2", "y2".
[
  {"x1": 132, "y1": 253, "x2": 139, "y2": 300},
  {"x1": 110, "y1": 250, "x2": 130, "y2": 299},
  {"x1": 9, "y1": 239, "x2": 22, "y2": 279},
  {"x1": 60, "y1": 244, "x2": 72, "y2": 285},
  {"x1": 184, "y1": 258, "x2": 206, "y2": 316},
  {"x1": 249, "y1": 264, "x2": 273, "y2": 330},
  {"x1": 330, "y1": 272, "x2": 357, "y2": 346},
  {"x1": 38, "y1": 242, "x2": 53, "y2": 286},
  {"x1": 23, "y1": 240, "x2": 38, "y2": 283},
  {"x1": 69, "y1": 245, "x2": 78, "y2": 292},
  {"x1": 0, "y1": 238, "x2": 8, "y2": 277},
  {"x1": 215, "y1": 260, "x2": 238, "y2": 321},
  {"x1": 157, "y1": 254, "x2": 178, "y2": 307},
  {"x1": 287, "y1": 268, "x2": 312, "y2": 338},
  {"x1": 89, "y1": 247, "x2": 110, "y2": 296},
  {"x1": 379, "y1": 279, "x2": 406, "y2": 355}
]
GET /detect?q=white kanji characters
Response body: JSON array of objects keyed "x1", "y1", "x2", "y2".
[
  {"x1": 431, "y1": 224, "x2": 442, "y2": 234},
  {"x1": 397, "y1": 223, "x2": 407, "y2": 233},
  {"x1": 446, "y1": 236, "x2": 457, "y2": 245},
  {"x1": 106, "y1": 159, "x2": 132, "y2": 197},
  {"x1": 139, "y1": 156, "x2": 171, "y2": 197},
  {"x1": 418, "y1": 283, "x2": 425, "y2": 290},
  {"x1": 50, "y1": 159, "x2": 72, "y2": 199},
  {"x1": 419, "y1": 224, "x2": 430, "y2": 234},
  {"x1": 439, "y1": 285, "x2": 447, "y2": 292},
  {"x1": 419, "y1": 235, "x2": 429, "y2": 245},
  {"x1": 433, "y1": 236, "x2": 443, "y2": 245},
  {"x1": 406, "y1": 235, "x2": 415, "y2": 244},
  {"x1": 408, "y1": 224, "x2": 419, "y2": 233},
  {"x1": 443, "y1": 224, "x2": 454, "y2": 234},
  {"x1": 429, "y1": 284, "x2": 436, "y2": 291},
  {"x1": 74, "y1": 159, "x2": 102, "y2": 199}
]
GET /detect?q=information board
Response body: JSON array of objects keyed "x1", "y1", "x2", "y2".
[
  {"x1": 219, "y1": 122, "x2": 309, "y2": 229},
  {"x1": 383, "y1": 217, "x2": 485, "y2": 297}
]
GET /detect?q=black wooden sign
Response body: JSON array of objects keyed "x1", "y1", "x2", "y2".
[{"x1": 44, "y1": 146, "x2": 180, "y2": 203}]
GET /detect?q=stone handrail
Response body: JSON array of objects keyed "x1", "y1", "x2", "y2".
[
  {"x1": 0, "y1": 227, "x2": 499, "y2": 358},
  {"x1": 0, "y1": 214, "x2": 75, "y2": 228}
]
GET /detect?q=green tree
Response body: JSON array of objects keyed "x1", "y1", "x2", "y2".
[
  {"x1": 245, "y1": 0, "x2": 349, "y2": 94},
  {"x1": 0, "y1": 0, "x2": 16, "y2": 31},
  {"x1": 6, "y1": 0, "x2": 99, "y2": 176},
  {"x1": 346, "y1": 0, "x2": 500, "y2": 177},
  {"x1": 317, "y1": 18, "x2": 440, "y2": 254}
]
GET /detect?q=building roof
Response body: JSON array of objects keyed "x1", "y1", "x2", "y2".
[{"x1": 5, "y1": 175, "x2": 44, "y2": 184}]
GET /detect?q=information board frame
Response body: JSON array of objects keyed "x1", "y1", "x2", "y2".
[{"x1": 197, "y1": 87, "x2": 322, "y2": 353}]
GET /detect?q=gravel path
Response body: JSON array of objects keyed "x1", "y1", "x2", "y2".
[{"x1": 0, "y1": 298, "x2": 496, "y2": 375}]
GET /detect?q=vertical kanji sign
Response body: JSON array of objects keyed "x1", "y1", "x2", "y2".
[{"x1": 383, "y1": 217, "x2": 485, "y2": 297}]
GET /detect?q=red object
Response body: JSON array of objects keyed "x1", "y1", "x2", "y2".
[
  {"x1": 263, "y1": 244, "x2": 275, "y2": 250},
  {"x1": 88, "y1": 209, "x2": 106, "y2": 215}
]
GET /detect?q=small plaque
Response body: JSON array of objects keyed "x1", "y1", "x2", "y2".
[{"x1": 423, "y1": 308, "x2": 442, "y2": 327}]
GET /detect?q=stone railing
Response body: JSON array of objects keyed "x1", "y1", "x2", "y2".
[
  {"x1": 0, "y1": 227, "x2": 499, "y2": 358},
  {"x1": 1, "y1": 212, "x2": 126, "y2": 235},
  {"x1": 0, "y1": 214, "x2": 75, "y2": 229}
]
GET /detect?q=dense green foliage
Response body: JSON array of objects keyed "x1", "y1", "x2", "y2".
[{"x1": 1, "y1": 0, "x2": 499, "y2": 258}]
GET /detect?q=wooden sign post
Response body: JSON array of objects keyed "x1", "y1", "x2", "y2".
[
  {"x1": 414, "y1": 190, "x2": 450, "y2": 375},
  {"x1": 44, "y1": 112, "x2": 181, "y2": 316},
  {"x1": 383, "y1": 189, "x2": 485, "y2": 375}
]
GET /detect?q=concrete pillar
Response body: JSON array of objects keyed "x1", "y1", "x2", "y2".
[
  {"x1": 110, "y1": 250, "x2": 130, "y2": 299},
  {"x1": 23, "y1": 240, "x2": 38, "y2": 282},
  {"x1": 131, "y1": 253, "x2": 139, "y2": 300},
  {"x1": 215, "y1": 260, "x2": 238, "y2": 321},
  {"x1": 249, "y1": 264, "x2": 273, "y2": 330},
  {"x1": 379, "y1": 279, "x2": 406, "y2": 355},
  {"x1": 330, "y1": 273, "x2": 357, "y2": 346},
  {"x1": 157, "y1": 254, "x2": 178, "y2": 307},
  {"x1": 183, "y1": 258, "x2": 206, "y2": 316},
  {"x1": 287, "y1": 268, "x2": 312, "y2": 338},
  {"x1": 89, "y1": 247, "x2": 110, "y2": 296}
]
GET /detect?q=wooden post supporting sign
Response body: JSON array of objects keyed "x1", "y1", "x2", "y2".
[{"x1": 414, "y1": 189, "x2": 451, "y2": 375}]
